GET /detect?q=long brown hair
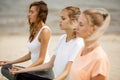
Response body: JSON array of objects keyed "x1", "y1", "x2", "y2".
[
  {"x1": 62, "y1": 6, "x2": 81, "y2": 38},
  {"x1": 29, "y1": 1, "x2": 48, "y2": 42}
]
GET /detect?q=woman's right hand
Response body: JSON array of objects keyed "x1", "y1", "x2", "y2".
[
  {"x1": 9, "y1": 66, "x2": 25, "y2": 75},
  {"x1": 0, "y1": 61, "x2": 11, "y2": 66}
]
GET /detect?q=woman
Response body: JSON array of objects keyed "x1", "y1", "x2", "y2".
[
  {"x1": 69, "y1": 8, "x2": 111, "y2": 80},
  {"x1": 0, "y1": 1, "x2": 54, "y2": 80},
  {"x1": 9, "y1": 6, "x2": 84, "y2": 80}
]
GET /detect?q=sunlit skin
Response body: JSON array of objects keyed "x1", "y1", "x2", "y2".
[
  {"x1": 0, "y1": 1, "x2": 54, "y2": 80},
  {"x1": 76, "y1": 14, "x2": 95, "y2": 40},
  {"x1": 76, "y1": 14, "x2": 106, "y2": 80},
  {"x1": 59, "y1": 10, "x2": 73, "y2": 30},
  {"x1": 28, "y1": 6, "x2": 38, "y2": 23},
  {"x1": 8, "y1": 7, "x2": 80, "y2": 80},
  {"x1": 60, "y1": 10, "x2": 77, "y2": 42}
]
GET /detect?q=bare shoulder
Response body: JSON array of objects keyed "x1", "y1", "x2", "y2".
[
  {"x1": 38, "y1": 27, "x2": 51, "y2": 41},
  {"x1": 41, "y1": 27, "x2": 51, "y2": 35}
]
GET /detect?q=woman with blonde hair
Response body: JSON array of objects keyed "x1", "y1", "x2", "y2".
[
  {"x1": 70, "y1": 8, "x2": 111, "y2": 80},
  {"x1": 9, "y1": 6, "x2": 84, "y2": 80},
  {"x1": 0, "y1": 1, "x2": 54, "y2": 80}
]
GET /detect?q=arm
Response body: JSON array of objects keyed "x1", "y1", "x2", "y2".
[
  {"x1": 9, "y1": 55, "x2": 55, "y2": 75},
  {"x1": 28, "y1": 28, "x2": 51, "y2": 68},
  {"x1": 9, "y1": 52, "x2": 31, "y2": 64},
  {"x1": 92, "y1": 74, "x2": 105, "y2": 80},
  {"x1": 54, "y1": 61, "x2": 72, "y2": 80},
  {"x1": 0, "y1": 52, "x2": 31, "y2": 66},
  {"x1": 92, "y1": 58, "x2": 109, "y2": 80}
]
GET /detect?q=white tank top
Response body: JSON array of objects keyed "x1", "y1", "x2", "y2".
[{"x1": 27, "y1": 26, "x2": 50, "y2": 63}]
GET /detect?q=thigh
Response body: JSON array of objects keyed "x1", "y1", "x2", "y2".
[
  {"x1": 1, "y1": 64, "x2": 14, "y2": 80},
  {"x1": 34, "y1": 69, "x2": 54, "y2": 78},
  {"x1": 1, "y1": 64, "x2": 25, "y2": 80},
  {"x1": 15, "y1": 73, "x2": 51, "y2": 80}
]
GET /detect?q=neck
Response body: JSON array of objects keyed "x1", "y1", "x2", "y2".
[
  {"x1": 39, "y1": 21, "x2": 45, "y2": 27},
  {"x1": 84, "y1": 40, "x2": 98, "y2": 48},
  {"x1": 41, "y1": 21, "x2": 46, "y2": 26},
  {"x1": 65, "y1": 29, "x2": 74, "y2": 42},
  {"x1": 81, "y1": 41, "x2": 99, "y2": 56}
]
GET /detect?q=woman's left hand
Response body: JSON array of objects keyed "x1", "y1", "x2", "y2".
[{"x1": 9, "y1": 65, "x2": 24, "y2": 75}]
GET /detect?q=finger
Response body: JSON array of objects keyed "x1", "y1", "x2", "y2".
[
  {"x1": 0, "y1": 61, "x2": 8, "y2": 66},
  {"x1": 0, "y1": 62, "x2": 5, "y2": 66},
  {"x1": 8, "y1": 68, "x2": 12, "y2": 73},
  {"x1": 12, "y1": 65, "x2": 18, "y2": 70},
  {"x1": 8, "y1": 68, "x2": 15, "y2": 75},
  {"x1": 12, "y1": 66, "x2": 19, "y2": 70}
]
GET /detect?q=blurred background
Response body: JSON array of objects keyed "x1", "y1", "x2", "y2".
[
  {"x1": 0, "y1": 0, "x2": 120, "y2": 35},
  {"x1": 0, "y1": 0, "x2": 120, "y2": 80}
]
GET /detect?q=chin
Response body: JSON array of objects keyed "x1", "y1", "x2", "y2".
[
  {"x1": 60, "y1": 26, "x2": 63, "y2": 30},
  {"x1": 30, "y1": 20, "x2": 35, "y2": 23}
]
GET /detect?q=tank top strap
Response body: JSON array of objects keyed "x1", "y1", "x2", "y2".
[{"x1": 36, "y1": 26, "x2": 50, "y2": 39}]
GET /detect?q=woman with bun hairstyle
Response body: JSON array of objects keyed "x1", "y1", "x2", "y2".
[{"x1": 70, "y1": 8, "x2": 111, "y2": 80}]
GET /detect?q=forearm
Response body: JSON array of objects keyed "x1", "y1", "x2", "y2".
[
  {"x1": 17, "y1": 62, "x2": 53, "y2": 74},
  {"x1": 16, "y1": 55, "x2": 55, "y2": 74},
  {"x1": 54, "y1": 70, "x2": 68, "y2": 80},
  {"x1": 9, "y1": 52, "x2": 31, "y2": 64},
  {"x1": 28, "y1": 58, "x2": 44, "y2": 68},
  {"x1": 55, "y1": 61, "x2": 72, "y2": 80}
]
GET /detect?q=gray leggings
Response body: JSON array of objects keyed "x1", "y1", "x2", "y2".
[
  {"x1": 1, "y1": 64, "x2": 54, "y2": 80},
  {"x1": 1, "y1": 64, "x2": 15, "y2": 80}
]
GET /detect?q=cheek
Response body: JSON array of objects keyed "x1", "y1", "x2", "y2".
[
  {"x1": 76, "y1": 27, "x2": 88, "y2": 37},
  {"x1": 63, "y1": 20, "x2": 69, "y2": 25},
  {"x1": 30, "y1": 12, "x2": 37, "y2": 19},
  {"x1": 33, "y1": 13, "x2": 38, "y2": 19},
  {"x1": 79, "y1": 27, "x2": 87, "y2": 33},
  {"x1": 61, "y1": 20, "x2": 69, "y2": 27}
]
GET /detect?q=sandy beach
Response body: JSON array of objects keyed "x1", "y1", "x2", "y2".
[
  {"x1": 0, "y1": 33, "x2": 120, "y2": 80},
  {"x1": 0, "y1": 0, "x2": 120, "y2": 80}
]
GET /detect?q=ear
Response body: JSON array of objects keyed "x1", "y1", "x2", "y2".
[{"x1": 71, "y1": 20, "x2": 78, "y2": 28}]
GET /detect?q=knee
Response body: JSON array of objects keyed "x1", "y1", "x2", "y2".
[{"x1": 1, "y1": 64, "x2": 12, "y2": 75}]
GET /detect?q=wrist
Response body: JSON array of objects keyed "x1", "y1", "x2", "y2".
[{"x1": 7, "y1": 61, "x2": 14, "y2": 64}]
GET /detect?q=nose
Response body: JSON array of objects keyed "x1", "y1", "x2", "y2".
[{"x1": 28, "y1": 12, "x2": 31, "y2": 18}]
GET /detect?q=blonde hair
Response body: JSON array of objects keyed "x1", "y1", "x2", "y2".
[
  {"x1": 63, "y1": 6, "x2": 81, "y2": 21},
  {"x1": 83, "y1": 8, "x2": 111, "y2": 48},
  {"x1": 62, "y1": 6, "x2": 81, "y2": 38}
]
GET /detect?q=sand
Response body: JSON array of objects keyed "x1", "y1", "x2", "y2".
[
  {"x1": 0, "y1": 0, "x2": 120, "y2": 79},
  {"x1": 0, "y1": 33, "x2": 120, "y2": 80}
]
